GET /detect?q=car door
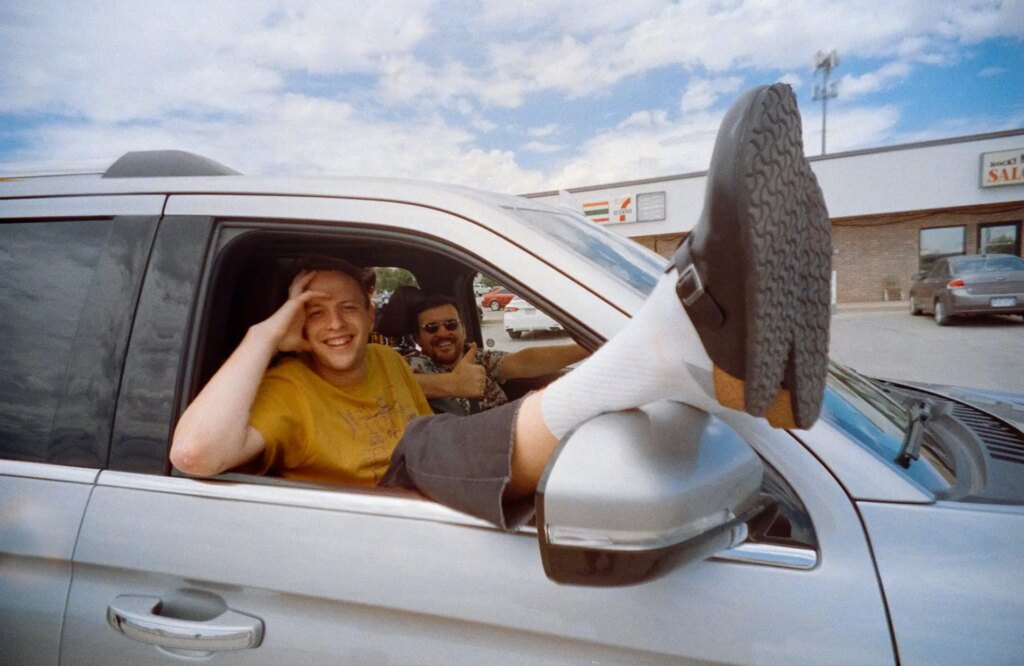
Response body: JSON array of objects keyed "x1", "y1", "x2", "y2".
[
  {"x1": 60, "y1": 193, "x2": 895, "y2": 664},
  {"x1": 921, "y1": 260, "x2": 948, "y2": 312},
  {"x1": 0, "y1": 196, "x2": 162, "y2": 664}
]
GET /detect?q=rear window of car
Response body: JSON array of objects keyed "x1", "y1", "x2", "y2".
[
  {"x1": 953, "y1": 256, "x2": 1024, "y2": 273},
  {"x1": 984, "y1": 256, "x2": 1024, "y2": 271}
]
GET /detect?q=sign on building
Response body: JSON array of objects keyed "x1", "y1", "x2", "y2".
[
  {"x1": 583, "y1": 191, "x2": 664, "y2": 223},
  {"x1": 582, "y1": 199, "x2": 610, "y2": 223},
  {"x1": 981, "y1": 148, "x2": 1024, "y2": 188},
  {"x1": 583, "y1": 195, "x2": 634, "y2": 222}
]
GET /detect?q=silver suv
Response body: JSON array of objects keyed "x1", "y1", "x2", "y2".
[{"x1": 2, "y1": 151, "x2": 1022, "y2": 664}]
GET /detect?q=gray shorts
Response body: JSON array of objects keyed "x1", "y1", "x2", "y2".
[{"x1": 379, "y1": 398, "x2": 533, "y2": 529}]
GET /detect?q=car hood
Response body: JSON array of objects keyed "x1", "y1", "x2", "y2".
[
  {"x1": 889, "y1": 379, "x2": 1024, "y2": 432},
  {"x1": 880, "y1": 378, "x2": 1024, "y2": 503}
]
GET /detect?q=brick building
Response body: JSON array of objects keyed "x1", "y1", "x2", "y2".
[{"x1": 527, "y1": 128, "x2": 1024, "y2": 303}]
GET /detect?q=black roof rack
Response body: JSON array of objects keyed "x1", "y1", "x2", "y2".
[{"x1": 102, "y1": 150, "x2": 240, "y2": 178}]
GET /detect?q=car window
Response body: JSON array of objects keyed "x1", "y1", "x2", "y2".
[
  {"x1": 983, "y1": 256, "x2": 1024, "y2": 271},
  {"x1": 951, "y1": 257, "x2": 985, "y2": 274},
  {"x1": 503, "y1": 206, "x2": 663, "y2": 297},
  {"x1": 0, "y1": 219, "x2": 112, "y2": 462}
]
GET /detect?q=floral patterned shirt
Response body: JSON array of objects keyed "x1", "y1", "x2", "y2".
[{"x1": 406, "y1": 346, "x2": 509, "y2": 413}]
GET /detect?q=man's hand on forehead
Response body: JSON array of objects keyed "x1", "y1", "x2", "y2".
[
  {"x1": 256, "y1": 270, "x2": 330, "y2": 353},
  {"x1": 290, "y1": 270, "x2": 319, "y2": 298}
]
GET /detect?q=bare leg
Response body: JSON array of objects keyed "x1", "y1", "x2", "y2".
[{"x1": 504, "y1": 391, "x2": 558, "y2": 501}]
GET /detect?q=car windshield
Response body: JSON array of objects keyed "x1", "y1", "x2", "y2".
[
  {"x1": 822, "y1": 361, "x2": 955, "y2": 492},
  {"x1": 502, "y1": 205, "x2": 664, "y2": 297},
  {"x1": 953, "y1": 255, "x2": 1024, "y2": 273}
]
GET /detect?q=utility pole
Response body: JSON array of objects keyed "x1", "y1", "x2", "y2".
[{"x1": 813, "y1": 50, "x2": 839, "y2": 155}]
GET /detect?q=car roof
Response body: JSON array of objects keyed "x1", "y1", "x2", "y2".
[
  {"x1": 0, "y1": 151, "x2": 652, "y2": 317},
  {"x1": 0, "y1": 152, "x2": 577, "y2": 261}
]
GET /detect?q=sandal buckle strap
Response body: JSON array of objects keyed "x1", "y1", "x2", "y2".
[{"x1": 672, "y1": 243, "x2": 726, "y2": 331}]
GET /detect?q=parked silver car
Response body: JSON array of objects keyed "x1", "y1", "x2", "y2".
[
  {"x1": 1, "y1": 151, "x2": 1022, "y2": 664},
  {"x1": 909, "y1": 253, "x2": 1024, "y2": 325}
]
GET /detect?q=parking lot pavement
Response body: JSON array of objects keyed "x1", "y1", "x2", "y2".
[
  {"x1": 479, "y1": 301, "x2": 1023, "y2": 397},
  {"x1": 829, "y1": 304, "x2": 1024, "y2": 395}
]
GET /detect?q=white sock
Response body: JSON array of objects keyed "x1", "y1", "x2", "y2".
[{"x1": 540, "y1": 269, "x2": 718, "y2": 438}]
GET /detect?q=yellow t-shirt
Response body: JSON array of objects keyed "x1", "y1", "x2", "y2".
[{"x1": 247, "y1": 345, "x2": 432, "y2": 485}]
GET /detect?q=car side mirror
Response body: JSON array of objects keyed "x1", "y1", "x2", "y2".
[
  {"x1": 536, "y1": 401, "x2": 764, "y2": 586},
  {"x1": 912, "y1": 272, "x2": 925, "y2": 281}
]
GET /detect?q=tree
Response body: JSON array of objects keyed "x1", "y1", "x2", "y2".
[{"x1": 374, "y1": 267, "x2": 418, "y2": 293}]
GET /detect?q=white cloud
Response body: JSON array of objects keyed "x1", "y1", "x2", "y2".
[
  {"x1": 680, "y1": 77, "x2": 743, "y2": 112},
  {"x1": 7, "y1": 92, "x2": 546, "y2": 193},
  {"x1": 979, "y1": 66, "x2": 1007, "y2": 78},
  {"x1": 521, "y1": 141, "x2": 564, "y2": 154},
  {"x1": 470, "y1": 117, "x2": 498, "y2": 132},
  {"x1": 779, "y1": 72, "x2": 804, "y2": 87},
  {"x1": 837, "y1": 61, "x2": 912, "y2": 100},
  {"x1": 1, "y1": 1, "x2": 1020, "y2": 195},
  {"x1": 527, "y1": 123, "x2": 559, "y2": 138},
  {"x1": 550, "y1": 110, "x2": 723, "y2": 188},
  {"x1": 0, "y1": 2, "x2": 435, "y2": 121},
  {"x1": 805, "y1": 104, "x2": 903, "y2": 154},
  {"x1": 617, "y1": 110, "x2": 670, "y2": 129}
]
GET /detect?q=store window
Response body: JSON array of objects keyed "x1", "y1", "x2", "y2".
[
  {"x1": 919, "y1": 226, "x2": 965, "y2": 272},
  {"x1": 978, "y1": 221, "x2": 1021, "y2": 256}
]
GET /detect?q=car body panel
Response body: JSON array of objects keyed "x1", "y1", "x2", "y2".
[
  {"x1": 0, "y1": 462, "x2": 95, "y2": 666},
  {"x1": 787, "y1": 409, "x2": 934, "y2": 503},
  {"x1": 894, "y1": 381, "x2": 1024, "y2": 431},
  {"x1": 859, "y1": 500, "x2": 1024, "y2": 664},
  {"x1": 0, "y1": 194, "x2": 166, "y2": 219},
  {"x1": 59, "y1": 467, "x2": 894, "y2": 664},
  {"x1": 481, "y1": 287, "x2": 515, "y2": 310}
]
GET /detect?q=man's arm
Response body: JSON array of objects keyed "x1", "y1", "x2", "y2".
[
  {"x1": 170, "y1": 271, "x2": 325, "y2": 477},
  {"x1": 412, "y1": 343, "x2": 487, "y2": 399},
  {"x1": 496, "y1": 343, "x2": 590, "y2": 382}
]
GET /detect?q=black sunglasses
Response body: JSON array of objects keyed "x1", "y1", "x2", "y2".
[{"x1": 420, "y1": 319, "x2": 460, "y2": 334}]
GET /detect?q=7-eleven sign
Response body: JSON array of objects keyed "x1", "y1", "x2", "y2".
[{"x1": 582, "y1": 194, "x2": 635, "y2": 223}]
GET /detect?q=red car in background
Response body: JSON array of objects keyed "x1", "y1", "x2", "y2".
[{"x1": 481, "y1": 286, "x2": 515, "y2": 311}]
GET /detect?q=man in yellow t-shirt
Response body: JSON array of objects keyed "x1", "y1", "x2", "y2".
[
  {"x1": 171, "y1": 255, "x2": 572, "y2": 528},
  {"x1": 248, "y1": 349, "x2": 431, "y2": 485}
]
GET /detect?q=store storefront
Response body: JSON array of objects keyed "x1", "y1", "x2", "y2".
[{"x1": 527, "y1": 129, "x2": 1024, "y2": 303}]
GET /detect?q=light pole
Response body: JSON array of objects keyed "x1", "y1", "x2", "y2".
[{"x1": 813, "y1": 50, "x2": 839, "y2": 155}]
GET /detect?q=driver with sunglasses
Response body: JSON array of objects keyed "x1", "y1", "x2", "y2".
[{"x1": 407, "y1": 293, "x2": 589, "y2": 414}]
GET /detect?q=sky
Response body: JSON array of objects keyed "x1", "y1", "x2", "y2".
[{"x1": 1, "y1": 1, "x2": 1022, "y2": 194}]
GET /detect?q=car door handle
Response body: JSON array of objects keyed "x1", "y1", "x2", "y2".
[{"x1": 107, "y1": 595, "x2": 264, "y2": 651}]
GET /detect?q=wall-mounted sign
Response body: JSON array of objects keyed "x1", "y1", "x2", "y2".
[
  {"x1": 583, "y1": 191, "x2": 665, "y2": 223},
  {"x1": 582, "y1": 199, "x2": 610, "y2": 223},
  {"x1": 610, "y1": 195, "x2": 635, "y2": 223},
  {"x1": 583, "y1": 195, "x2": 635, "y2": 222},
  {"x1": 981, "y1": 148, "x2": 1024, "y2": 188}
]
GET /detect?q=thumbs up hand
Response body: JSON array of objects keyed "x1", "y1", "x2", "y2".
[{"x1": 449, "y1": 342, "x2": 487, "y2": 398}]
